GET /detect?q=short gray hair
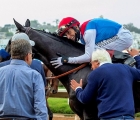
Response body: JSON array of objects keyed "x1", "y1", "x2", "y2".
[
  {"x1": 91, "y1": 49, "x2": 112, "y2": 63},
  {"x1": 11, "y1": 39, "x2": 32, "y2": 60}
]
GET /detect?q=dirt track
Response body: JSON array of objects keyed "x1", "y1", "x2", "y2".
[
  {"x1": 52, "y1": 114, "x2": 140, "y2": 120},
  {"x1": 53, "y1": 114, "x2": 80, "y2": 120}
]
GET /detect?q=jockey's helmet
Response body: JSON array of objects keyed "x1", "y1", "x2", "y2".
[{"x1": 57, "y1": 17, "x2": 80, "y2": 41}]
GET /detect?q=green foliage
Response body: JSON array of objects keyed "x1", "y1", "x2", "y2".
[
  {"x1": 47, "y1": 98, "x2": 74, "y2": 114},
  {"x1": 58, "y1": 81, "x2": 64, "y2": 88},
  {"x1": 30, "y1": 20, "x2": 57, "y2": 33},
  {"x1": 135, "y1": 112, "x2": 140, "y2": 117},
  {"x1": 5, "y1": 32, "x2": 13, "y2": 36},
  {"x1": 123, "y1": 23, "x2": 140, "y2": 34},
  {"x1": 99, "y1": 15, "x2": 104, "y2": 18},
  {"x1": 48, "y1": 97, "x2": 140, "y2": 117},
  {"x1": 0, "y1": 27, "x2": 8, "y2": 32}
]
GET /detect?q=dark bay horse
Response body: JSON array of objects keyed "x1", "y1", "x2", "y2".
[{"x1": 11, "y1": 19, "x2": 140, "y2": 120}]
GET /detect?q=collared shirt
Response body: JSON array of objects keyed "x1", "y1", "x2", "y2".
[
  {"x1": 0, "y1": 59, "x2": 48, "y2": 120},
  {"x1": 99, "y1": 61, "x2": 111, "y2": 66}
]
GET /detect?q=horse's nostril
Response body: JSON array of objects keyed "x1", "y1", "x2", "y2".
[{"x1": 52, "y1": 90, "x2": 57, "y2": 94}]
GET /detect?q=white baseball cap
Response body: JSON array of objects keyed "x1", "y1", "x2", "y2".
[{"x1": 11, "y1": 33, "x2": 35, "y2": 46}]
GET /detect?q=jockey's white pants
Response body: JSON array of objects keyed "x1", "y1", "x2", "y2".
[{"x1": 99, "y1": 26, "x2": 133, "y2": 51}]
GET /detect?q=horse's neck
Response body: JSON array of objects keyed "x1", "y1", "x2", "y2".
[{"x1": 30, "y1": 31, "x2": 85, "y2": 75}]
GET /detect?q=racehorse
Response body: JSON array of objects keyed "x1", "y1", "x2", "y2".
[{"x1": 8, "y1": 19, "x2": 140, "y2": 120}]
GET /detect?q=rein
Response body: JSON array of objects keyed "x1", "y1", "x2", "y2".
[
  {"x1": 46, "y1": 63, "x2": 88, "y2": 79},
  {"x1": 25, "y1": 27, "x2": 88, "y2": 80}
]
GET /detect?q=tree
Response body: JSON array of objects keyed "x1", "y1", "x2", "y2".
[
  {"x1": 53, "y1": 19, "x2": 59, "y2": 26},
  {"x1": 5, "y1": 32, "x2": 13, "y2": 37},
  {"x1": 30, "y1": 20, "x2": 41, "y2": 29},
  {"x1": 99, "y1": 15, "x2": 104, "y2": 18},
  {"x1": 123, "y1": 23, "x2": 140, "y2": 34},
  {"x1": 0, "y1": 27, "x2": 8, "y2": 32}
]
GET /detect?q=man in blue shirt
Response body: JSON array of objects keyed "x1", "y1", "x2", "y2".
[
  {"x1": 0, "y1": 35, "x2": 48, "y2": 119},
  {"x1": 70, "y1": 49, "x2": 140, "y2": 120}
]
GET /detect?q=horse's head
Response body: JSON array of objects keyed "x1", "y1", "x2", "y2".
[{"x1": 13, "y1": 18, "x2": 86, "y2": 76}]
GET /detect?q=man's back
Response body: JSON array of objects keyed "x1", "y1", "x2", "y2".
[
  {"x1": 0, "y1": 59, "x2": 47, "y2": 119},
  {"x1": 85, "y1": 62, "x2": 140, "y2": 118},
  {"x1": 0, "y1": 59, "x2": 47, "y2": 86}
]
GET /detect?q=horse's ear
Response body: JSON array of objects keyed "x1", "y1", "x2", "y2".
[
  {"x1": 13, "y1": 18, "x2": 26, "y2": 32},
  {"x1": 25, "y1": 19, "x2": 30, "y2": 27}
]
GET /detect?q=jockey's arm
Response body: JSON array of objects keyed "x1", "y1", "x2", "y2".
[{"x1": 68, "y1": 29, "x2": 96, "y2": 64}]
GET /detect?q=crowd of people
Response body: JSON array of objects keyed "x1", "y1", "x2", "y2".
[{"x1": 0, "y1": 16, "x2": 139, "y2": 120}]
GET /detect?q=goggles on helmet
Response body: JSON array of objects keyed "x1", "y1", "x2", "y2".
[{"x1": 57, "y1": 19, "x2": 79, "y2": 37}]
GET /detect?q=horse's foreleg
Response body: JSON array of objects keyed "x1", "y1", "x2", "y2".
[
  {"x1": 69, "y1": 97, "x2": 84, "y2": 120},
  {"x1": 46, "y1": 99, "x2": 53, "y2": 120},
  {"x1": 48, "y1": 106, "x2": 53, "y2": 120},
  {"x1": 83, "y1": 103, "x2": 99, "y2": 120}
]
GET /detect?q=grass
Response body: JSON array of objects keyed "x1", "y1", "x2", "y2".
[
  {"x1": 47, "y1": 97, "x2": 74, "y2": 114},
  {"x1": 48, "y1": 97, "x2": 140, "y2": 117},
  {"x1": 136, "y1": 113, "x2": 140, "y2": 117}
]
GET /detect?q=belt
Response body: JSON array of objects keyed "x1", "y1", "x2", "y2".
[
  {"x1": 100, "y1": 115, "x2": 134, "y2": 120},
  {"x1": 96, "y1": 35, "x2": 119, "y2": 47}
]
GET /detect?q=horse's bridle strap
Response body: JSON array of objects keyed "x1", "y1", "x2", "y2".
[{"x1": 46, "y1": 63, "x2": 88, "y2": 79}]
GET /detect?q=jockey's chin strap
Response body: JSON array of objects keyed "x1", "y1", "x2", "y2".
[{"x1": 46, "y1": 63, "x2": 88, "y2": 80}]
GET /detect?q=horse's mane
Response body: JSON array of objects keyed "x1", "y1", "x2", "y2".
[{"x1": 33, "y1": 29, "x2": 85, "y2": 50}]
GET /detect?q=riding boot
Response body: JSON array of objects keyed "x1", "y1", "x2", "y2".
[{"x1": 107, "y1": 50, "x2": 136, "y2": 67}]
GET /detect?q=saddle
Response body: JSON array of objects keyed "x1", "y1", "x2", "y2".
[{"x1": 107, "y1": 50, "x2": 136, "y2": 66}]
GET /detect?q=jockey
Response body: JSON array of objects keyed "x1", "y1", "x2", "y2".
[{"x1": 51, "y1": 17, "x2": 133, "y2": 68}]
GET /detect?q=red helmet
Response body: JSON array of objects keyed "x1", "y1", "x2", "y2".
[{"x1": 57, "y1": 17, "x2": 80, "y2": 37}]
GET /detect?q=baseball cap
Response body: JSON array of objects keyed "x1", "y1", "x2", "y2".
[{"x1": 11, "y1": 33, "x2": 35, "y2": 46}]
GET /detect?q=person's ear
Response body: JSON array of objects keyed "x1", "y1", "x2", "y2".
[
  {"x1": 25, "y1": 53, "x2": 29, "y2": 62},
  {"x1": 75, "y1": 25, "x2": 79, "y2": 29},
  {"x1": 97, "y1": 61, "x2": 100, "y2": 66}
]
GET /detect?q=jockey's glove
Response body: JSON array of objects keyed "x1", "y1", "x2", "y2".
[{"x1": 50, "y1": 53, "x2": 69, "y2": 68}]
